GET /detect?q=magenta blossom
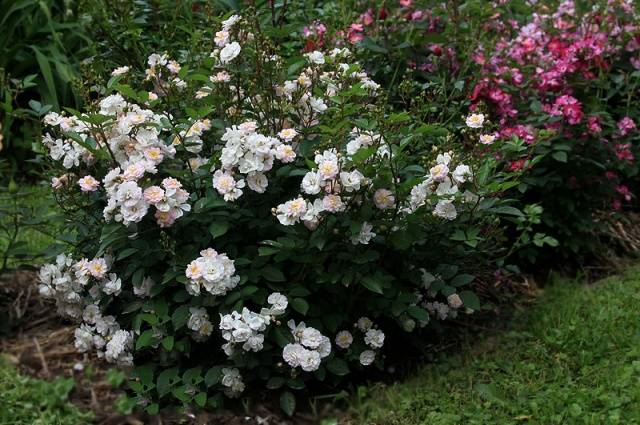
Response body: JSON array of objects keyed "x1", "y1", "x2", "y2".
[{"x1": 617, "y1": 117, "x2": 636, "y2": 136}]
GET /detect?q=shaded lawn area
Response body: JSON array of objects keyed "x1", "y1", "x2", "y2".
[
  {"x1": 0, "y1": 360, "x2": 93, "y2": 425},
  {"x1": 351, "y1": 267, "x2": 640, "y2": 425}
]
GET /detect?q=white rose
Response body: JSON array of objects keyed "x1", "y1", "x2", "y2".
[
  {"x1": 220, "y1": 42, "x2": 241, "y2": 64},
  {"x1": 359, "y1": 350, "x2": 376, "y2": 366}
]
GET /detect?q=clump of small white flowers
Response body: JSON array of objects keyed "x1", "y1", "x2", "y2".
[
  {"x1": 105, "y1": 329, "x2": 134, "y2": 364},
  {"x1": 133, "y1": 276, "x2": 155, "y2": 298},
  {"x1": 214, "y1": 121, "x2": 295, "y2": 200},
  {"x1": 351, "y1": 317, "x2": 385, "y2": 366},
  {"x1": 351, "y1": 222, "x2": 376, "y2": 245},
  {"x1": 402, "y1": 147, "x2": 474, "y2": 221},
  {"x1": 356, "y1": 316, "x2": 373, "y2": 331},
  {"x1": 38, "y1": 254, "x2": 83, "y2": 318},
  {"x1": 282, "y1": 320, "x2": 331, "y2": 372},
  {"x1": 260, "y1": 292, "x2": 289, "y2": 316},
  {"x1": 275, "y1": 197, "x2": 309, "y2": 226},
  {"x1": 364, "y1": 329, "x2": 385, "y2": 349},
  {"x1": 221, "y1": 367, "x2": 245, "y2": 397},
  {"x1": 185, "y1": 248, "x2": 240, "y2": 296},
  {"x1": 465, "y1": 113, "x2": 485, "y2": 128},
  {"x1": 447, "y1": 293, "x2": 464, "y2": 309},
  {"x1": 305, "y1": 50, "x2": 325, "y2": 65},
  {"x1": 276, "y1": 147, "x2": 372, "y2": 228},
  {"x1": 219, "y1": 307, "x2": 271, "y2": 356},
  {"x1": 188, "y1": 307, "x2": 214, "y2": 340},
  {"x1": 39, "y1": 254, "x2": 122, "y2": 318},
  {"x1": 73, "y1": 304, "x2": 134, "y2": 365},
  {"x1": 424, "y1": 301, "x2": 457, "y2": 320}
]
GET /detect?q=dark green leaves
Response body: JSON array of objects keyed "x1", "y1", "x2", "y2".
[
  {"x1": 326, "y1": 358, "x2": 349, "y2": 376},
  {"x1": 209, "y1": 221, "x2": 229, "y2": 239},
  {"x1": 280, "y1": 391, "x2": 296, "y2": 416},
  {"x1": 290, "y1": 298, "x2": 309, "y2": 315}
]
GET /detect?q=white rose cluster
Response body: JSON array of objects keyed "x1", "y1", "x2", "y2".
[
  {"x1": 185, "y1": 248, "x2": 240, "y2": 296},
  {"x1": 74, "y1": 304, "x2": 134, "y2": 365},
  {"x1": 403, "y1": 151, "x2": 473, "y2": 220},
  {"x1": 217, "y1": 293, "x2": 287, "y2": 357},
  {"x1": 212, "y1": 120, "x2": 297, "y2": 201},
  {"x1": 104, "y1": 175, "x2": 191, "y2": 227},
  {"x1": 334, "y1": 316, "x2": 386, "y2": 367},
  {"x1": 212, "y1": 15, "x2": 242, "y2": 65},
  {"x1": 187, "y1": 307, "x2": 214, "y2": 341},
  {"x1": 39, "y1": 255, "x2": 142, "y2": 365},
  {"x1": 219, "y1": 306, "x2": 272, "y2": 357},
  {"x1": 38, "y1": 254, "x2": 124, "y2": 318},
  {"x1": 145, "y1": 53, "x2": 186, "y2": 88},
  {"x1": 221, "y1": 367, "x2": 245, "y2": 397},
  {"x1": 282, "y1": 320, "x2": 331, "y2": 372},
  {"x1": 275, "y1": 148, "x2": 370, "y2": 228},
  {"x1": 42, "y1": 90, "x2": 193, "y2": 229}
]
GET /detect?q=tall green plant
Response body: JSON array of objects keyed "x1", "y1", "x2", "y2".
[{"x1": 0, "y1": 0, "x2": 92, "y2": 181}]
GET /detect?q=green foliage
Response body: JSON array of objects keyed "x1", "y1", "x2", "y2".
[
  {"x1": 37, "y1": 8, "x2": 540, "y2": 415},
  {"x1": 0, "y1": 0, "x2": 92, "y2": 181},
  {"x1": 352, "y1": 267, "x2": 640, "y2": 424},
  {"x1": 0, "y1": 360, "x2": 93, "y2": 424},
  {"x1": 0, "y1": 185, "x2": 61, "y2": 272}
]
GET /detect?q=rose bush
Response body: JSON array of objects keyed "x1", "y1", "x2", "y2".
[
  {"x1": 37, "y1": 11, "x2": 538, "y2": 413},
  {"x1": 333, "y1": 0, "x2": 640, "y2": 264}
]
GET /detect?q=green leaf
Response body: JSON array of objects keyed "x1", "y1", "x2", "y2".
[
  {"x1": 157, "y1": 368, "x2": 178, "y2": 397},
  {"x1": 407, "y1": 306, "x2": 429, "y2": 322},
  {"x1": 195, "y1": 392, "x2": 207, "y2": 407},
  {"x1": 31, "y1": 46, "x2": 59, "y2": 110},
  {"x1": 266, "y1": 377, "x2": 286, "y2": 389},
  {"x1": 551, "y1": 151, "x2": 568, "y2": 162},
  {"x1": 290, "y1": 298, "x2": 309, "y2": 315},
  {"x1": 116, "y1": 248, "x2": 139, "y2": 261},
  {"x1": 451, "y1": 274, "x2": 475, "y2": 287},
  {"x1": 326, "y1": 358, "x2": 349, "y2": 376},
  {"x1": 258, "y1": 246, "x2": 280, "y2": 256},
  {"x1": 171, "y1": 305, "x2": 190, "y2": 330},
  {"x1": 162, "y1": 336, "x2": 174, "y2": 351},
  {"x1": 204, "y1": 367, "x2": 222, "y2": 387},
  {"x1": 135, "y1": 330, "x2": 155, "y2": 350},
  {"x1": 209, "y1": 221, "x2": 229, "y2": 239},
  {"x1": 263, "y1": 266, "x2": 286, "y2": 282},
  {"x1": 361, "y1": 37, "x2": 388, "y2": 53},
  {"x1": 361, "y1": 276, "x2": 384, "y2": 294},
  {"x1": 493, "y1": 206, "x2": 524, "y2": 217},
  {"x1": 459, "y1": 290, "x2": 481, "y2": 310},
  {"x1": 280, "y1": 391, "x2": 296, "y2": 417}
]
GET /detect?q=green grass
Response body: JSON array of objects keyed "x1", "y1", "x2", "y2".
[
  {"x1": 0, "y1": 360, "x2": 93, "y2": 425},
  {"x1": 352, "y1": 268, "x2": 640, "y2": 425}
]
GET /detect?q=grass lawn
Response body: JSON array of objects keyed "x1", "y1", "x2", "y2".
[
  {"x1": 0, "y1": 361, "x2": 93, "y2": 425},
  {"x1": 351, "y1": 267, "x2": 640, "y2": 425}
]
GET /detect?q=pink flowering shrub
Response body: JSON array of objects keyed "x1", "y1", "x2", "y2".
[
  {"x1": 37, "y1": 12, "x2": 536, "y2": 414},
  {"x1": 468, "y1": 0, "x2": 640, "y2": 259},
  {"x1": 335, "y1": 0, "x2": 639, "y2": 263}
]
